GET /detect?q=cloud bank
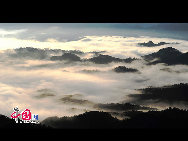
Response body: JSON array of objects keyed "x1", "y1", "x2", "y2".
[{"x1": 0, "y1": 35, "x2": 188, "y2": 121}]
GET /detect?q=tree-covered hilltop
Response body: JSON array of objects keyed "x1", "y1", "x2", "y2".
[
  {"x1": 113, "y1": 66, "x2": 138, "y2": 73},
  {"x1": 1, "y1": 107, "x2": 188, "y2": 129},
  {"x1": 138, "y1": 41, "x2": 170, "y2": 47},
  {"x1": 41, "y1": 111, "x2": 120, "y2": 129},
  {"x1": 41, "y1": 108, "x2": 188, "y2": 129},
  {"x1": 142, "y1": 47, "x2": 188, "y2": 65},
  {"x1": 0, "y1": 114, "x2": 51, "y2": 129},
  {"x1": 50, "y1": 53, "x2": 81, "y2": 61},
  {"x1": 88, "y1": 54, "x2": 138, "y2": 64},
  {"x1": 129, "y1": 83, "x2": 188, "y2": 103},
  {"x1": 123, "y1": 107, "x2": 188, "y2": 128}
]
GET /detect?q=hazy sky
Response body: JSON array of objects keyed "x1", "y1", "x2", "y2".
[{"x1": 0, "y1": 23, "x2": 188, "y2": 51}]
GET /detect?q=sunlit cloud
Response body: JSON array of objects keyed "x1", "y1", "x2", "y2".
[{"x1": 0, "y1": 28, "x2": 27, "y2": 37}]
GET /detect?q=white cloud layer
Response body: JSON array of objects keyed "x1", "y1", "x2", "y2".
[{"x1": 0, "y1": 35, "x2": 188, "y2": 120}]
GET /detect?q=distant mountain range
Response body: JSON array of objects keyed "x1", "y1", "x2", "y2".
[
  {"x1": 8, "y1": 47, "x2": 188, "y2": 66},
  {"x1": 10, "y1": 47, "x2": 138, "y2": 64},
  {"x1": 50, "y1": 53, "x2": 138, "y2": 64}
]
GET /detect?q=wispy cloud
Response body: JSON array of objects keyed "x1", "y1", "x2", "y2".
[{"x1": 0, "y1": 28, "x2": 27, "y2": 37}]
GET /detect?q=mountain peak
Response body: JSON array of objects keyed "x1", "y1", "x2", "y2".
[
  {"x1": 158, "y1": 47, "x2": 182, "y2": 54},
  {"x1": 142, "y1": 47, "x2": 186, "y2": 65}
]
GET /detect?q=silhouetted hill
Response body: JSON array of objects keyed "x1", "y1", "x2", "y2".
[
  {"x1": 9, "y1": 47, "x2": 84, "y2": 60},
  {"x1": 9, "y1": 47, "x2": 140, "y2": 64},
  {"x1": 11, "y1": 47, "x2": 49, "y2": 59},
  {"x1": 0, "y1": 114, "x2": 50, "y2": 129},
  {"x1": 41, "y1": 111, "x2": 120, "y2": 129},
  {"x1": 88, "y1": 51, "x2": 106, "y2": 55},
  {"x1": 50, "y1": 53, "x2": 81, "y2": 61},
  {"x1": 114, "y1": 66, "x2": 138, "y2": 73},
  {"x1": 123, "y1": 107, "x2": 188, "y2": 128},
  {"x1": 1, "y1": 108, "x2": 188, "y2": 129},
  {"x1": 142, "y1": 47, "x2": 188, "y2": 65},
  {"x1": 129, "y1": 83, "x2": 188, "y2": 103},
  {"x1": 66, "y1": 50, "x2": 84, "y2": 55},
  {"x1": 88, "y1": 54, "x2": 138, "y2": 64},
  {"x1": 41, "y1": 108, "x2": 188, "y2": 129},
  {"x1": 138, "y1": 41, "x2": 170, "y2": 47}
]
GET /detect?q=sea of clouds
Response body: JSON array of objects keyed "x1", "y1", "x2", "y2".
[{"x1": 0, "y1": 35, "x2": 188, "y2": 120}]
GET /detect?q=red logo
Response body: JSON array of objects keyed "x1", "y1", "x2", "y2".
[
  {"x1": 22, "y1": 109, "x2": 31, "y2": 120},
  {"x1": 11, "y1": 109, "x2": 31, "y2": 120},
  {"x1": 11, "y1": 107, "x2": 39, "y2": 123},
  {"x1": 11, "y1": 112, "x2": 21, "y2": 119}
]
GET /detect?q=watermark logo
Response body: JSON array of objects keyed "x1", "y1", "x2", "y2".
[{"x1": 11, "y1": 107, "x2": 39, "y2": 124}]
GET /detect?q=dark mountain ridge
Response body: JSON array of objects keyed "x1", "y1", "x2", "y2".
[
  {"x1": 129, "y1": 83, "x2": 188, "y2": 103},
  {"x1": 142, "y1": 47, "x2": 188, "y2": 65},
  {"x1": 138, "y1": 41, "x2": 170, "y2": 47},
  {"x1": 41, "y1": 108, "x2": 188, "y2": 129},
  {"x1": 0, "y1": 114, "x2": 50, "y2": 129},
  {"x1": 1, "y1": 107, "x2": 188, "y2": 129},
  {"x1": 114, "y1": 66, "x2": 139, "y2": 73},
  {"x1": 50, "y1": 52, "x2": 81, "y2": 61},
  {"x1": 88, "y1": 54, "x2": 138, "y2": 64},
  {"x1": 41, "y1": 111, "x2": 120, "y2": 129}
]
